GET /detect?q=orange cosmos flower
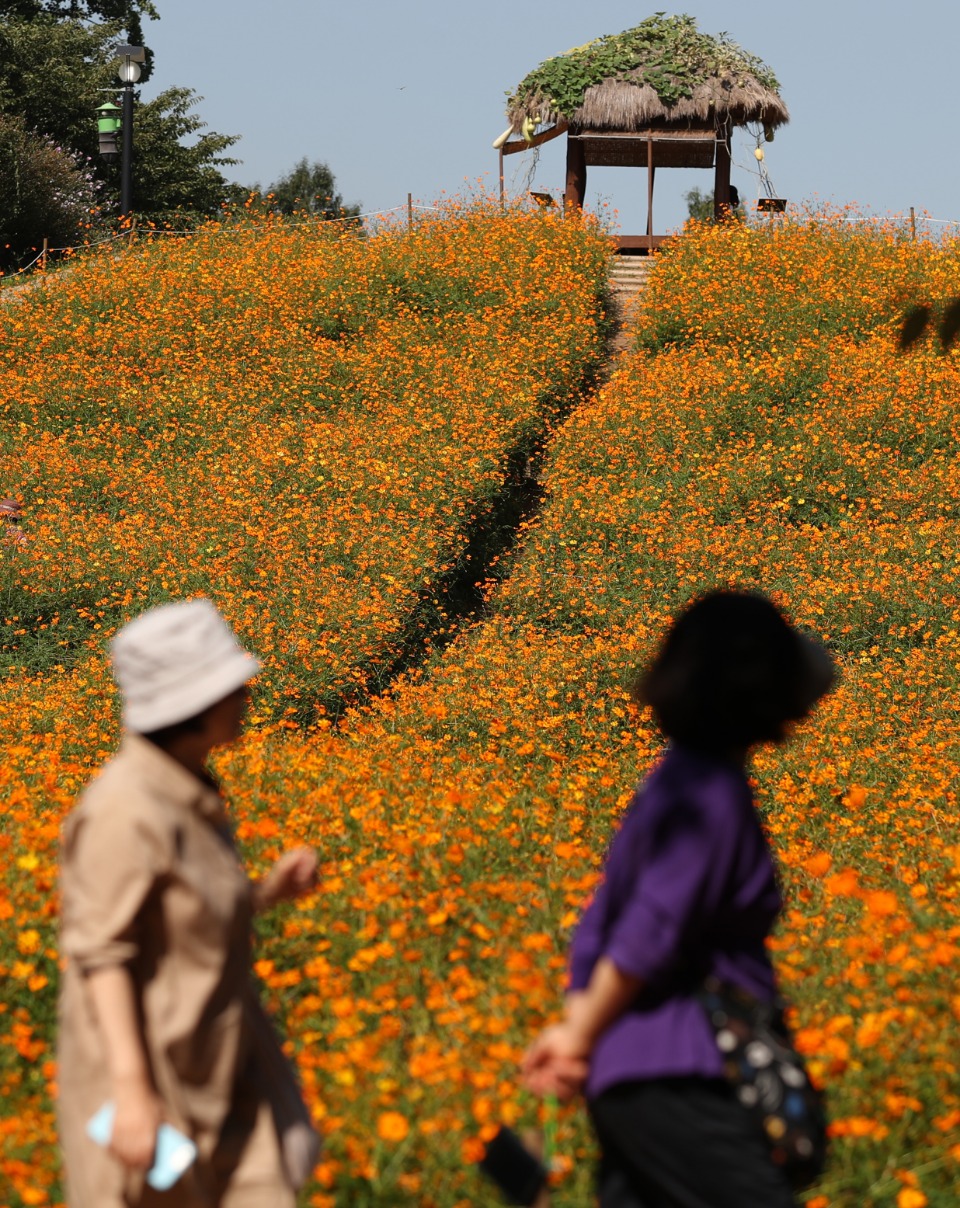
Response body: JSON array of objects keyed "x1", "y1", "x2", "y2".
[
  {"x1": 843, "y1": 786, "x2": 868, "y2": 810},
  {"x1": 802, "y1": 851, "x2": 833, "y2": 877},
  {"x1": 376, "y1": 1111, "x2": 410, "y2": 1143},
  {"x1": 863, "y1": 890, "x2": 899, "y2": 917},
  {"x1": 823, "y1": 869, "x2": 860, "y2": 897}
]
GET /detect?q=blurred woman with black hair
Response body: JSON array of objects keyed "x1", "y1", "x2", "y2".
[{"x1": 523, "y1": 591, "x2": 834, "y2": 1208}]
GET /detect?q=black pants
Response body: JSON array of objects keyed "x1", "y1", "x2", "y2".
[{"x1": 589, "y1": 1079, "x2": 798, "y2": 1208}]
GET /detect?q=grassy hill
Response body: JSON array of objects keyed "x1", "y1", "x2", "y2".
[{"x1": 2, "y1": 205, "x2": 959, "y2": 1206}]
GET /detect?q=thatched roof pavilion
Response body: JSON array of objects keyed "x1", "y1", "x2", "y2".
[{"x1": 498, "y1": 14, "x2": 788, "y2": 250}]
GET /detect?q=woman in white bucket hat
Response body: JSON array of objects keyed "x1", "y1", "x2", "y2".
[{"x1": 57, "y1": 598, "x2": 320, "y2": 1207}]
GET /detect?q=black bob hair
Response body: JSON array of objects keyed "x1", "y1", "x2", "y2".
[{"x1": 636, "y1": 591, "x2": 834, "y2": 753}]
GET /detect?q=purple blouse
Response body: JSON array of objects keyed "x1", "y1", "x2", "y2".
[{"x1": 567, "y1": 745, "x2": 782, "y2": 1098}]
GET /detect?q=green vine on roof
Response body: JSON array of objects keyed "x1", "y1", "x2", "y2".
[{"x1": 509, "y1": 13, "x2": 781, "y2": 117}]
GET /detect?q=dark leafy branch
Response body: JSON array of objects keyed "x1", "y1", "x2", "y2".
[{"x1": 898, "y1": 299, "x2": 960, "y2": 354}]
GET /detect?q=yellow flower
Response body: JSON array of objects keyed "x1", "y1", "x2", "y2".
[{"x1": 17, "y1": 929, "x2": 41, "y2": 955}]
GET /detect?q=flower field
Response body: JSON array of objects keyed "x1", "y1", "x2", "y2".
[
  {"x1": 0, "y1": 206, "x2": 607, "y2": 721},
  {"x1": 2, "y1": 206, "x2": 960, "y2": 1206}
]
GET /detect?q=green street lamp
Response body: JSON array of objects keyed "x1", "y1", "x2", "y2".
[{"x1": 96, "y1": 101, "x2": 121, "y2": 162}]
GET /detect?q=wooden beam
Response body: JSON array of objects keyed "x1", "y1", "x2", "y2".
[
  {"x1": 614, "y1": 235, "x2": 670, "y2": 252},
  {"x1": 565, "y1": 137, "x2": 587, "y2": 213},
  {"x1": 500, "y1": 120, "x2": 569, "y2": 156},
  {"x1": 646, "y1": 136, "x2": 655, "y2": 237},
  {"x1": 714, "y1": 123, "x2": 731, "y2": 220}
]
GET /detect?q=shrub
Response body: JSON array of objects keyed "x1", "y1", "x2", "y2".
[{"x1": 0, "y1": 113, "x2": 103, "y2": 270}]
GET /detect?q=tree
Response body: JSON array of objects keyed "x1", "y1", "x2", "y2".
[
  {"x1": 0, "y1": 0, "x2": 154, "y2": 16},
  {"x1": 128, "y1": 86, "x2": 239, "y2": 215},
  {"x1": 0, "y1": 1, "x2": 155, "y2": 73},
  {"x1": 0, "y1": 17, "x2": 115, "y2": 160},
  {"x1": 685, "y1": 185, "x2": 745, "y2": 224},
  {"x1": 684, "y1": 186, "x2": 714, "y2": 223},
  {"x1": 265, "y1": 158, "x2": 360, "y2": 220},
  {"x1": 0, "y1": 15, "x2": 240, "y2": 221}
]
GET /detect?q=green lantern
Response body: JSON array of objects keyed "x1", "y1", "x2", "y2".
[{"x1": 96, "y1": 101, "x2": 121, "y2": 161}]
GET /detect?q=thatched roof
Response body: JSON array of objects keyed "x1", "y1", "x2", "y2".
[{"x1": 507, "y1": 14, "x2": 788, "y2": 135}]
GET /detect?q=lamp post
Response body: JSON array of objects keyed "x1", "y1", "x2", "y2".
[{"x1": 115, "y1": 43, "x2": 145, "y2": 218}]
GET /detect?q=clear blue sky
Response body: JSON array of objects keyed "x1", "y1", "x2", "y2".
[{"x1": 141, "y1": 1, "x2": 960, "y2": 236}]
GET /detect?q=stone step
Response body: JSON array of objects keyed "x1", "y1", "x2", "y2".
[
  {"x1": 609, "y1": 257, "x2": 652, "y2": 308},
  {"x1": 609, "y1": 260, "x2": 654, "y2": 279},
  {"x1": 608, "y1": 258, "x2": 651, "y2": 344},
  {"x1": 610, "y1": 256, "x2": 654, "y2": 268}
]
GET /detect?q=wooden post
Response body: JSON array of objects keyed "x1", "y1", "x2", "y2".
[
  {"x1": 714, "y1": 122, "x2": 731, "y2": 220},
  {"x1": 499, "y1": 148, "x2": 505, "y2": 208},
  {"x1": 646, "y1": 136, "x2": 655, "y2": 239},
  {"x1": 41, "y1": 237, "x2": 48, "y2": 271},
  {"x1": 910, "y1": 206, "x2": 917, "y2": 240},
  {"x1": 407, "y1": 192, "x2": 413, "y2": 230},
  {"x1": 564, "y1": 136, "x2": 586, "y2": 214}
]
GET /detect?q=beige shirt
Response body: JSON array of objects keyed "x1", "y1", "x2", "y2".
[{"x1": 57, "y1": 734, "x2": 289, "y2": 1206}]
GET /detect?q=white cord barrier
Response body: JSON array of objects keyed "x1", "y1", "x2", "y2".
[{"x1": 1, "y1": 199, "x2": 454, "y2": 283}]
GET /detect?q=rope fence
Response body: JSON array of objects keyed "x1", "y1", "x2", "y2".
[
  {"x1": 4, "y1": 190, "x2": 959, "y2": 290},
  {"x1": 0, "y1": 195, "x2": 448, "y2": 286},
  {"x1": 830, "y1": 209, "x2": 960, "y2": 239},
  {"x1": 741, "y1": 205, "x2": 960, "y2": 232},
  {"x1": 123, "y1": 202, "x2": 444, "y2": 238},
  {"x1": 729, "y1": 144, "x2": 960, "y2": 234}
]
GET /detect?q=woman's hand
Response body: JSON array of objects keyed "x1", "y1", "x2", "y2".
[
  {"x1": 521, "y1": 1021, "x2": 591, "y2": 1102},
  {"x1": 109, "y1": 1075, "x2": 164, "y2": 1171},
  {"x1": 521, "y1": 962, "x2": 643, "y2": 1103},
  {"x1": 85, "y1": 965, "x2": 164, "y2": 1169},
  {"x1": 254, "y1": 847, "x2": 318, "y2": 911}
]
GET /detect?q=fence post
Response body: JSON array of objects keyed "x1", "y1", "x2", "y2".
[
  {"x1": 41, "y1": 238, "x2": 48, "y2": 271},
  {"x1": 407, "y1": 193, "x2": 413, "y2": 230},
  {"x1": 910, "y1": 206, "x2": 917, "y2": 241}
]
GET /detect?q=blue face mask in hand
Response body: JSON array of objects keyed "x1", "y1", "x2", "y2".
[{"x1": 86, "y1": 1102, "x2": 198, "y2": 1191}]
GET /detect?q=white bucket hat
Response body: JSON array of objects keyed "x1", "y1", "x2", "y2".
[{"x1": 111, "y1": 598, "x2": 260, "y2": 733}]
